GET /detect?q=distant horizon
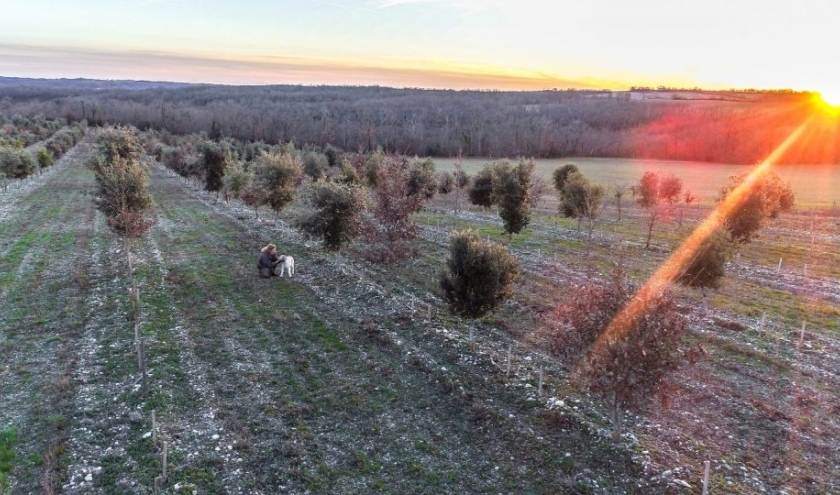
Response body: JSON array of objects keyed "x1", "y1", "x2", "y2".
[
  {"x1": 2, "y1": 1, "x2": 838, "y2": 95},
  {"x1": 0, "y1": 74, "x2": 814, "y2": 94}
]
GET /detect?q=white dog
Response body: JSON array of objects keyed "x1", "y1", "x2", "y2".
[{"x1": 276, "y1": 255, "x2": 295, "y2": 277}]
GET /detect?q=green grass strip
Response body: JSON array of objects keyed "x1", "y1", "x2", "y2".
[{"x1": 0, "y1": 428, "x2": 17, "y2": 491}]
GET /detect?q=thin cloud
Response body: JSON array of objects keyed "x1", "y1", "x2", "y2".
[
  {"x1": 374, "y1": 0, "x2": 506, "y2": 12},
  {"x1": 0, "y1": 43, "x2": 618, "y2": 89}
]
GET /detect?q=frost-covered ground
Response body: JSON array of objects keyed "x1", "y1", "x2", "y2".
[{"x1": 2, "y1": 147, "x2": 838, "y2": 494}]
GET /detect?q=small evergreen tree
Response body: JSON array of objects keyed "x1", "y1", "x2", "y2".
[
  {"x1": 675, "y1": 228, "x2": 731, "y2": 294},
  {"x1": 658, "y1": 173, "x2": 683, "y2": 205},
  {"x1": 295, "y1": 180, "x2": 369, "y2": 251},
  {"x1": 495, "y1": 158, "x2": 534, "y2": 239},
  {"x1": 92, "y1": 127, "x2": 153, "y2": 236},
  {"x1": 253, "y1": 150, "x2": 303, "y2": 215},
  {"x1": 552, "y1": 163, "x2": 579, "y2": 193},
  {"x1": 0, "y1": 147, "x2": 36, "y2": 179},
  {"x1": 222, "y1": 161, "x2": 252, "y2": 201},
  {"x1": 36, "y1": 147, "x2": 53, "y2": 169},
  {"x1": 440, "y1": 229, "x2": 520, "y2": 318},
  {"x1": 719, "y1": 171, "x2": 795, "y2": 245},
  {"x1": 199, "y1": 141, "x2": 233, "y2": 193},
  {"x1": 406, "y1": 157, "x2": 437, "y2": 199},
  {"x1": 438, "y1": 171, "x2": 455, "y2": 195},
  {"x1": 467, "y1": 166, "x2": 495, "y2": 209},
  {"x1": 561, "y1": 171, "x2": 605, "y2": 241},
  {"x1": 364, "y1": 149, "x2": 385, "y2": 187},
  {"x1": 302, "y1": 150, "x2": 329, "y2": 181}
]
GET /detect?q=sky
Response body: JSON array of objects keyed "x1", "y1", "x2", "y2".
[{"x1": 1, "y1": 0, "x2": 839, "y2": 92}]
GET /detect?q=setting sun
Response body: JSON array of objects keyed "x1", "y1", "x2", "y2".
[{"x1": 816, "y1": 90, "x2": 840, "y2": 110}]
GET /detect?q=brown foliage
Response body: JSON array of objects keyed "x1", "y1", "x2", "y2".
[
  {"x1": 547, "y1": 265, "x2": 694, "y2": 439},
  {"x1": 361, "y1": 156, "x2": 425, "y2": 263}
]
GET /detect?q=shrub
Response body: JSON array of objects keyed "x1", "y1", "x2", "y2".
[
  {"x1": 719, "y1": 171, "x2": 795, "y2": 245},
  {"x1": 361, "y1": 156, "x2": 425, "y2": 262},
  {"x1": 549, "y1": 266, "x2": 691, "y2": 440},
  {"x1": 295, "y1": 180, "x2": 369, "y2": 251},
  {"x1": 438, "y1": 171, "x2": 455, "y2": 195},
  {"x1": 0, "y1": 147, "x2": 36, "y2": 179},
  {"x1": 252, "y1": 150, "x2": 302, "y2": 215},
  {"x1": 440, "y1": 229, "x2": 520, "y2": 318},
  {"x1": 92, "y1": 126, "x2": 153, "y2": 236},
  {"x1": 222, "y1": 162, "x2": 252, "y2": 200},
  {"x1": 95, "y1": 125, "x2": 142, "y2": 166},
  {"x1": 36, "y1": 147, "x2": 53, "y2": 169},
  {"x1": 241, "y1": 185, "x2": 268, "y2": 219},
  {"x1": 93, "y1": 153, "x2": 153, "y2": 236},
  {"x1": 495, "y1": 158, "x2": 534, "y2": 238},
  {"x1": 467, "y1": 166, "x2": 495, "y2": 208},
  {"x1": 199, "y1": 141, "x2": 234, "y2": 193},
  {"x1": 336, "y1": 158, "x2": 361, "y2": 185},
  {"x1": 324, "y1": 144, "x2": 340, "y2": 167},
  {"x1": 406, "y1": 157, "x2": 437, "y2": 199},
  {"x1": 675, "y1": 227, "x2": 731, "y2": 292},
  {"x1": 552, "y1": 163, "x2": 579, "y2": 192},
  {"x1": 302, "y1": 150, "x2": 329, "y2": 181}
]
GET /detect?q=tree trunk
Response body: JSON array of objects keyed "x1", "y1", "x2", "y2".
[{"x1": 610, "y1": 396, "x2": 624, "y2": 441}]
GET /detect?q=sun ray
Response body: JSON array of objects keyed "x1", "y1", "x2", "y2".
[{"x1": 579, "y1": 115, "x2": 815, "y2": 369}]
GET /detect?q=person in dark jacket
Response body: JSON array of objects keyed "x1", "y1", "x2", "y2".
[{"x1": 257, "y1": 243, "x2": 281, "y2": 278}]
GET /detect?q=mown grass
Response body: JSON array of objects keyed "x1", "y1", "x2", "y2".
[{"x1": 0, "y1": 429, "x2": 16, "y2": 493}]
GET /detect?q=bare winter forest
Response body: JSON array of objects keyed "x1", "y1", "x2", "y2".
[{"x1": 1, "y1": 77, "x2": 835, "y2": 165}]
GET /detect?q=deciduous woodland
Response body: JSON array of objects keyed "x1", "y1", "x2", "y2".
[{"x1": 1, "y1": 78, "x2": 834, "y2": 164}]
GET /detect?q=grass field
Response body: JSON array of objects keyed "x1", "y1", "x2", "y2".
[
  {"x1": 432, "y1": 156, "x2": 840, "y2": 208},
  {"x1": 2, "y1": 139, "x2": 839, "y2": 494}
]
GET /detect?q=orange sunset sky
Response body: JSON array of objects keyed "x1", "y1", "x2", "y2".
[{"x1": 1, "y1": 0, "x2": 839, "y2": 95}]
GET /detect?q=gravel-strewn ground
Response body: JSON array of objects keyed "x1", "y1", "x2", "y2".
[{"x1": 2, "y1": 144, "x2": 839, "y2": 494}]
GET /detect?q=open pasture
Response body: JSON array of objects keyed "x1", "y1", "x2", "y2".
[{"x1": 433, "y1": 156, "x2": 840, "y2": 208}]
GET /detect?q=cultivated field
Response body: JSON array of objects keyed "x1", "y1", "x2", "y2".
[{"x1": 2, "y1": 138, "x2": 840, "y2": 494}]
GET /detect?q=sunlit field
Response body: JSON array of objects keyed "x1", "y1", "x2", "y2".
[{"x1": 433, "y1": 157, "x2": 840, "y2": 208}]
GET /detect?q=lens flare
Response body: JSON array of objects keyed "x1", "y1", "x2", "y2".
[
  {"x1": 580, "y1": 116, "x2": 814, "y2": 368},
  {"x1": 815, "y1": 91, "x2": 840, "y2": 114}
]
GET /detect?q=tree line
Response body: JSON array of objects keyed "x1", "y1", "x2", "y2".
[{"x1": 0, "y1": 114, "x2": 85, "y2": 189}]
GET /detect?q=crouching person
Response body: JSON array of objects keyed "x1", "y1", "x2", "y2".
[{"x1": 258, "y1": 243, "x2": 281, "y2": 278}]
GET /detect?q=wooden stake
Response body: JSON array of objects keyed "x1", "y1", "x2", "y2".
[
  {"x1": 800, "y1": 321, "x2": 807, "y2": 347},
  {"x1": 163, "y1": 442, "x2": 168, "y2": 480},
  {"x1": 506, "y1": 345, "x2": 512, "y2": 377},
  {"x1": 152, "y1": 410, "x2": 157, "y2": 447},
  {"x1": 777, "y1": 258, "x2": 783, "y2": 272},
  {"x1": 759, "y1": 312, "x2": 766, "y2": 335},
  {"x1": 139, "y1": 338, "x2": 148, "y2": 397},
  {"x1": 702, "y1": 460, "x2": 710, "y2": 495},
  {"x1": 538, "y1": 365, "x2": 543, "y2": 397}
]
